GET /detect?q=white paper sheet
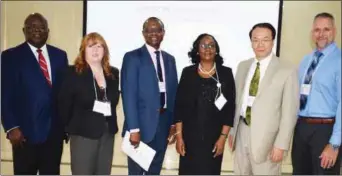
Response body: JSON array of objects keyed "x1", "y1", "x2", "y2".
[{"x1": 121, "y1": 131, "x2": 156, "y2": 171}]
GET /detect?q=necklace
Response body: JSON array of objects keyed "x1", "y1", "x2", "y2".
[{"x1": 198, "y1": 63, "x2": 216, "y2": 74}]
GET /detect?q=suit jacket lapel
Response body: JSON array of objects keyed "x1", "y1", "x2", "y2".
[
  {"x1": 257, "y1": 54, "x2": 279, "y2": 96},
  {"x1": 140, "y1": 45, "x2": 159, "y2": 87},
  {"x1": 46, "y1": 45, "x2": 57, "y2": 85},
  {"x1": 192, "y1": 64, "x2": 201, "y2": 97},
  {"x1": 23, "y1": 43, "x2": 51, "y2": 88},
  {"x1": 23, "y1": 42, "x2": 41, "y2": 70},
  {"x1": 234, "y1": 59, "x2": 253, "y2": 116},
  {"x1": 238, "y1": 59, "x2": 254, "y2": 100},
  {"x1": 161, "y1": 51, "x2": 170, "y2": 93}
]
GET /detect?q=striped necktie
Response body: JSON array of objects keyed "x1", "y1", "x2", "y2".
[
  {"x1": 299, "y1": 51, "x2": 323, "y2": 110},
  {"x1": 37, "y1": 49, "x2": 51, "y2": 86}
]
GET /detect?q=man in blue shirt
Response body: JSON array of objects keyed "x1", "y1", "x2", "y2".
[{"x1": 292, "y1": 12, "x2": 341, "y2": 175}]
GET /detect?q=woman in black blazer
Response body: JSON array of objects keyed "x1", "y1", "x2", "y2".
[
  {"x1": 174, "y1": 33, "x2": 236, "y2": 175},
  {"x1": 57, "y1": 32, "x2": 119, "y2": 175}
]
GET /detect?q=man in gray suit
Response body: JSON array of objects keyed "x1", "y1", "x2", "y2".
[{"x1": 228, "y1": 23, "x2": 299, "y2": 175}]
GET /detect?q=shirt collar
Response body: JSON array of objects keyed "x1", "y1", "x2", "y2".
[
  {"x1": 27, "y1": 42, "x2": 48, "y2": 54},
  {"x1": 254, "y1": 52, "x2": 273, "y2": 67},
  {"x1": 314, "y1": 42, "x2": 337, "y2": 56},
  {"x1": 145, "y1": 43, "x2": 161, "y2": 56}
]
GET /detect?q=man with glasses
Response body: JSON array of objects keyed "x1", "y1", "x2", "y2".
[
  {"x1": 121, "y1": 17, "x2": 178, "y2": 175},
  {"x1": 1, "y1": 13, "x2": 68, "y2": 174},
  {"x1": 292, "y1": 12, "x2": 341, "y2": 175},
  {"x1": 228, "y1": 23, "x2": 299, "y2": 175}
]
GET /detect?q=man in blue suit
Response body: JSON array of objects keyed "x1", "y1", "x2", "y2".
[
  {"x1": 1, "y1": 13, "x2": 68, "y2": 175},
  {"x1": 121, "y1": 17, "x2": 178, "y2": 175}
]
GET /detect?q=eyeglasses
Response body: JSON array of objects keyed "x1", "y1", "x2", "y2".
[
  {"x1": 200, "y1": 43, "x2": 216, "y2": 49},
  {"x1": 251, "y1": 39, "x2": 273, "y2": 44}
]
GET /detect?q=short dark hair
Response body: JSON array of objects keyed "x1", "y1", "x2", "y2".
[
  {"x1": 249, "y1": 22, "x2": 276, "y2": 40},
  {"x1": 24, "y1": 12, "x2": 48, "y2": 27},
  {"x1": 314, "y1": 12, "x2": 335, "y2": 22},
  {"x1": 188, "y1": 33, "x2": 224, "y2": 65},
  {"x1": 142, "y1": 17, "x2": 164, "y2": 31}
]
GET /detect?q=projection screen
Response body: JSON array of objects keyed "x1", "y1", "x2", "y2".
[{"x1": 85, "y1": 1, "x2": 283, "y2": 78}]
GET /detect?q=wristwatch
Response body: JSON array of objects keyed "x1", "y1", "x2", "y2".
[{"x1": 330, "y1": 143, "x2": 340, "y2": 151}]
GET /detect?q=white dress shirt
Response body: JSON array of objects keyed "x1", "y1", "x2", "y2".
[
  {"x1": 130, "y1": 44, "x2": 167, "y2": 133},
  {"x1": 28, "y1": 42, "x2": 52, "y2": 83},
  {"x1": 145, "y1": 43, "x2": 167, "y2": 108},
  {"x1": 240, "y1": 53, "x2": 272, "y2": 117}
]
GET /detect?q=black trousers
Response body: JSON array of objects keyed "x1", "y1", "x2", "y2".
[
  {"x1": 291, "y1": 121, "x2": 341, "y2": 175},
  {"x1": 12, "y1": 131, "x2": 64, "y2": 175}
]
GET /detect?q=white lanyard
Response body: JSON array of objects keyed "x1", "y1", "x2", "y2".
[{"x1": 198, "y1": 63, "x2": 222, "y2": 100}]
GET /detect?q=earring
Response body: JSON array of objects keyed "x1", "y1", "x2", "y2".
[
  {"x1": 216, "y1": 52, "x2": 218, "y2": 55},
  {"x1": 197, "y1": 52, "x2": 199, "y2": 55}
]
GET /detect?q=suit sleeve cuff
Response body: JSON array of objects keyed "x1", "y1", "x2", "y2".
[
  {"x1": 6, "y1": 126, "x2": 19, "y2": 133},
  {"x1": 130, "y1": 128, "x2": 140, "y2": 133}
]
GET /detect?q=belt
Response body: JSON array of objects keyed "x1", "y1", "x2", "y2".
[
  {"x1": 298, "y1": 116, "x2": 335, "y2": 124},
  {"x1": 158, "y1": 108, "x2": 167, "y2": 114},
  {"x1": 240, "y1": 116, "x2": 249, "y2": 125}
]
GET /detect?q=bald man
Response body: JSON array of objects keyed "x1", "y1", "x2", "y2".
[{"x1": 1, "y1": 13, "x2": 68, "y2": 174}]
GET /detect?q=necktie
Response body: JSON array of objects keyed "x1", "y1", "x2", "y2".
[
  {"x1": 155, "y1": 51, "x2": 165, "y2": 108},
  {"x1": 245, "y1": 62, "x2": 260, "y2": 125},
  {"x1": 299, "y1": 51, "x2": 323, "y2": 110},
  {"x1": 37, "y1": 49, "x2": 51, "y2": 86}
]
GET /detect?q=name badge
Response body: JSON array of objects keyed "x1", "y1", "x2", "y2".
[
  {"x1": 300, "y1": 84, "x2": 311, "y2": 95},
  {"x1": 159, "y1": 82, "x2": 166, "y2": 92},
  {"x1": 93, "y1": 100, "x2": 112, "y2": 116},
  {"x1": 247, "y1": 96, "x2": 255, "y2": 107},
  {"x1": 215, "y1": 94, "x2": 227, "y2": 111}
]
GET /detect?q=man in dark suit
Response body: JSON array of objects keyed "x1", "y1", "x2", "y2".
[
  {"x1": 1, "y1": 13, "x2": 68, "y2": 175},
  {"x1": 121, "y1": 17, "x2": 178, "y2": 175}
]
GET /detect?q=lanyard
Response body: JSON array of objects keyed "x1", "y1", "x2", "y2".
[
  {"x1": 93, "y1": 76, "x2": 108, "y2": 101},
  {"x1": 198, "y1": 63, "x2": 222, "y2": 100}
]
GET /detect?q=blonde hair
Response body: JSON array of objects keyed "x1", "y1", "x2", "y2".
[{"x1": 74, "y1": 32, "x2": 113, "y2": 78}]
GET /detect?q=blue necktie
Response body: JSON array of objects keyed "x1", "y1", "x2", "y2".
[
  {"x1": 300, "y1": 51, "x2": 323, "y2": 110},
  {"x1": 155, "y1": 51, "x2": 165, "y2": 108}
]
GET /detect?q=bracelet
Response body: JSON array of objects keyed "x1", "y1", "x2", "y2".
[
  {"x1": 174, "y1": 131, "x2": 181, "y2": 136},
  {"x1": 168, "y1": 131, "x2": 182, "y2": 142},
  {"x1": 220, "y1": 133, "x2": 228, "y2": 138}
]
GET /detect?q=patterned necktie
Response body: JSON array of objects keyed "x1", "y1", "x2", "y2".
[
  {"x1": 299, "y1": 51, "x2": 323, "y2": 110},
  {"x1": 155, "y1": 51, "x2": 165, "y2": 108},
  {"x1": 245, "y1": 62, "x2": 260, "y2": 125},
  {"x1": 37, "y1": 49, "x2": 52, "y2": 86}
]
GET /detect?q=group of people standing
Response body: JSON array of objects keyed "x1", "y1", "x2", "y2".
[{"x1": 1, "y1": 11, "x2": 340, "y2": 176}]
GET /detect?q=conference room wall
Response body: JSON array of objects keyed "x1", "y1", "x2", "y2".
[{"x1": 1, "y1": 1, "x2": 341, "y2": 175}]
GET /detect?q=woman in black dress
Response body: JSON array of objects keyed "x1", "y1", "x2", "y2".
[{"x1": 174, "y1": 33, "x2": 236, "y2": 175}]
